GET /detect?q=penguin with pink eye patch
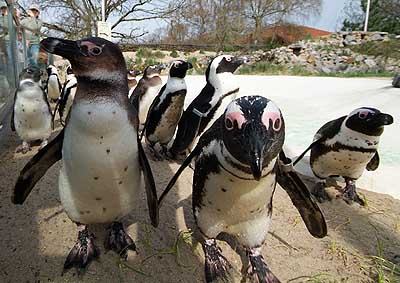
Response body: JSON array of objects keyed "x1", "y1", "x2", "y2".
[
  {"x1": 159, "y1": 96, "x2": 327, "y2": 283},
  {"x1": 294, "y1": 107, "x2": 393, "y2": 206}
]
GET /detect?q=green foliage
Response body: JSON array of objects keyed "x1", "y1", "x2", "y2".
[
  {"x1": 153, "y1": 50, "x2": 165, "y2": 59},
  {"x1": 170, "y1": 49, "x2": 179, "y2": 58},
  {"x1": 125, "y1": 57, "x2": 135, "y2": 70},
  {"x1": 135, "y1": 56, "x2": 143, "y2": 65},
  {"x1": 136, "y1": 47, "x2": 153, "y2": 58},
  {"x1": 144, "y1": 57, "x2": 161, "y2": 66},
  {"x1": 342, "y1": 0, "x2": 400, "y2": 34},
  {"x1": 349, "y1": 40, "x2": 400, "y2": 60}
]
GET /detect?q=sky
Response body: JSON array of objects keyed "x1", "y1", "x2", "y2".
[{"x1": 302, "y1": 0, "x2": 350, "y2": 32}]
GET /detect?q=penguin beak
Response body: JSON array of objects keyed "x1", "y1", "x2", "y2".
[
  {"x1": 246, "y1": 124, "x2": 266, "y2": 181},
  {"x1": 233, "y1": 56, "x2": 250, "y2": 66},
  {"x1": 41, "y1": 37, "x2": 80, "y2": 61},
  {"x1": 375, "y1": 113, "x2": 394, "y2": 127},
  {"x1": 187, "y1": 62, "x2": 193, "y2": 69}
]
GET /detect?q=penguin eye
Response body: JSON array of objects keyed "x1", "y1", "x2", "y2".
[
  {"x1": 272, "y1": 118, "x2": 281, "y2": 131},
  {"x1": 225, "y1": 118, "x2": 234, "y2": 130},
  {"x1": 226, "y1": 57, "x2": 232, "y2": 62},
  {"x1": 89, "y1": 46, "x2": 102, "y2": 56},
  {"x1": 358, "y1": 112, "x2": 368, "y2": 119}
]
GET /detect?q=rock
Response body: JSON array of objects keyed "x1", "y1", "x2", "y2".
[
  {"x1": 355, "y1": 55, "x2": 365, "y2": 62},
  {"x1": 365, "y1": 59, "x2": 377, "y2": 68},
  {"x1": 393, "y1": 74, "x2": 400, "y2": 88},
  {"x1": 371, "y1": 33, "x2": 384, "y2": 41}
]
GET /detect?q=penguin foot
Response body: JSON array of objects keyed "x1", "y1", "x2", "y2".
[
  {"x1": 311, "y1": 182, "x2": 331, "y2": 203},
  {"x1": 246, "y1": 249, "x2": 280, "y2": 283},
  {"x1": 63, "y1": 227, "x2": 100, "y2": 275},
  {"x1": 342, "y1": 179, "x2": 365, "y2": 206},
  {"x1": 16, "y1": 141, "x2": 31, "y2": 154},
  {"x1": 104, "y1": 221, "x2": 137, "y2": 259},
  {"x1": 203, "y1": 239, "x2": 233, "y2": 283}
]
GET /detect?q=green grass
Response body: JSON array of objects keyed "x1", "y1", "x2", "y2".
[
  {"x1": 170, "y1": 49, "x2": 179, "y2": 58},
  {"x1": 349, "y1": 40, "x2": 400, "y2": 61},
  {"x1": 136, "y1": 47, "x2": 153, "y2": 58},
  {"x1": 238, "y1": 61, "x2": 394, "y2": 77}
]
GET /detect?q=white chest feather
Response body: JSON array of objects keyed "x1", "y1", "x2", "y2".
[
  {"x1": 14, "y1": 87, "x2": 52, "y2": 141},
  {"x1": 195, "y1": 141, "x2": 276, "y2": 247},
  {"x1": 139, "y1": 85, "x2": 162, "y2": 124},
  {"x1": 59, "y1": 99, "x2": 142, "y2": 224},
  {"x1": 47, "y1": 75, "x2": 60, "y2": 100}
]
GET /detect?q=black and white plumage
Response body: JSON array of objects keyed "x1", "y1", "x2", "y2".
[
  {"x1": 168, "y1": 55, "x2": 247, "y2": 158},
  {"x1": 141, "y1": 60, "x2": 193, "y2": 156},
  {"x1": 160, "y1": 96, "x2": 327, "y2": 283},
  {"x1": 130, "y1": 64, "x2": 166, "y2": 124},
  {"x1": 13, "y1": 37, "x2": 158, "y2": 273},
  {"x1": 55, "y1": 65, "x2": 77, "y2": 126},
  {"x1": 11, "y1": 66, "x2": 52, "y2": 154},
  {"x1": 127, "y1": 69, "x2": 141, "y2": 98},
  {"x1": 294, "y1": 107, "x2": 393, "y2": 205},
  {"x1": 45, "y1": 65, "x2": 62, "y2": 101}
]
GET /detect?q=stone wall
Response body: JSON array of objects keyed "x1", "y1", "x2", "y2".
[{"x1": 252, "y1": 31, "x2": 399, "y2": 75}]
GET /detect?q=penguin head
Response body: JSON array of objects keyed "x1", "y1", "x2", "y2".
[
  {"x1": 143, "y1": 64, "x2": 166, "y2": 78},
  {"x1": 169, "y1": 60, "x2": 193, "y2": 78},
  {"x1": 128, "y1": 69, "x2": 141, "y2": 79},
  {"x1": 345, "y1": 107, "x2": 394, "y2": 136},
  {"x1": 19, "y1": 66, "x2": 42, "y2": 83},
  {"x1": 40, "y1": 37, "x2": 127, "y2": 80},
  {"x1": 46, "y1": 65, "x2": 58, "y2": 76},
  {"x1": 206, "y1": 55, "x2": 248, "y2": 85},
  {"x1": 222, "y1": 96, "x2": 285, "y2": 180}
]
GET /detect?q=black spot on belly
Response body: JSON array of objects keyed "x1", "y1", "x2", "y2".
[
  {"x1": 208, "y1": 200, "x2": 213, "y2": 205},
  {"x1": 95, "y1": 197, "x2": 102, "y2": 201},
  {"x1": 106, "y1": 149, "x2": 110, "y2": 154},
  {"x1": 94, "y1": 176, "x2": 99, "y2": 180},
  {"x1": 88, "y1": 111, "x2": 92, "y2": 115},
  {"x1": 250, "y1": 210, "x2": 255, "y2": 213},
  {"x1": 86, "y1": 210, "x2": 90, "y2": 214},
  {"x1": 33, "y1": 110, "x2": 36, "y2": 113},
  {"x1": 100, "y1": 136, "x2": 104, "y2": 139},
  {"x1": 103, "y1": 207, "x2": 107, "y2": 213},
  {"x1": 112, "y1": 111, "x2": 116, "y2": 114},
  {"x1": 119, "y1": 181, "x2": 123, "y2": 185},
  {"x1": 221, "y1": 187, "x2": 227, "y2": 192},
  {"x1": 22, "y1": 109, "x2": 25, "y2": 112},
  {"x1": 79, "y1": 211, "x2": 84, "y2": 215},
  {"x1": 229, "y1": 178, "x2": 234, "y2": 183},
  {"x1": 217, "y1": 208, "x2": 221, "y2": 212},
  {"x1": 124, "y1": 166, "x2": 128, "y2": 172}
]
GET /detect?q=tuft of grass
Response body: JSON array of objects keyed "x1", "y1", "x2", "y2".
[
  {"x1": 170, "y1": 49, "x2": 179, "y2": 58},
  {"x1": 153, "y1": 50, "x2": 165, "y2": 59},
  {"x1": 349, "y1": 40, "x2": 400, "y2": 61},
  {"x1": 370, "y1": 237, "x2": 400, "y2": 282},
  {"x1": 136, "y1": 47, "x2": 153, "y2": 58},
  {"x1": 125, "y1": 57, "x2": 135, "y2": 70}
]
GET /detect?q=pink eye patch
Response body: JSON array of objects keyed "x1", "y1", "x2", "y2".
[
  {"x1": 262, "y1": 112, "x2": 281, "y2": 131},
  {"x1": 358, "y1": 110, "x2": 370, "y2": 119},
  {"x1": 226, "y1": 112, "x2": 246, "y2": 129}
]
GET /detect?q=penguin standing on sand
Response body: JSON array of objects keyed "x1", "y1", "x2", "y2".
[
  {"x1": 130, "y1": 64, "x2": 165, "y2": 124},
  {"x1": 13, "y1": 37, "x2": 158, "y2": 273},
  {"x1": 45, "y1": 65, "x2": 62, "y2": 102},
  {"x1": 11, "y1": 66, "x2": 52, "y2": 154},
  {"x1": 141, "y1": 60, "x2": 193, "y2": 157},
  {"x1": 54, "y1": 65, "x2": 77, "y2": 125},
  {"x1": 160, "y1": 96, "x2": 327, "y2": 283},
  {"x1": 168, "y1": 55, "x2": 247, "y2": 158},
  {"x1": 127, "y1": 69, "x2": 141, "y2": 98},
  {"x1": 294, "y1": 107, "x2": 393, "y2": 206}
]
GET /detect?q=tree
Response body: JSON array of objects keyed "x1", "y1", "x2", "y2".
[
  {"x1": 16, "y1": 0, "x2": 185, "y2": 40},
  {"x1": 342, "y1": 0, "x2": 400, "y2": 34},
  {"x1": 242, "y1": 0, "x2": 322, "y2": 43}
]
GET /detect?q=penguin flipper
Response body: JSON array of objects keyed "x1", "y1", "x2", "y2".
[
  {"x1": 13, "y1": 129, "x2": 64, "y2": 204},
  {"x1": 10, "y1": 89, "x2": 17, "y2": 131},
  {"x1": 277, "y1": 151, "x2": 327, "y2": 238},
  {"x1": 137, "y1": 135, "x2": 159, "y2": 227},
  {"x1": 366, "y1": 152, "x2": 379, "y2": 171}
]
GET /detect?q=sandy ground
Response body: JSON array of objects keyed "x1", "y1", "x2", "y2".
[{"x1": 1, "y1": 76, "x2": 400, "y2": 283}]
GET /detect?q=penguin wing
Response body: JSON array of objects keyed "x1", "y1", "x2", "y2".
[
  {"x1": 10, "y1": 89, "x2": 17, "y2": 131},
  {"x1": 41, "y1": 87, "x2": 53, "y2": 128},
  {"x1": 366, "y1": 152, "x2": 379, "y2": 171},
  {"x1": 293, "y1": 116, "x2": 346, "y2": 166},
  {"x1": 158, "y1": 118, "x2": 221, "y2": 208},
  {"x1": 139, "y1": 84, "x2": 165, "y2": 141},
  {"x1": 13, "y1": 129, "x2": 64, "y2": 204},
  {"x1": 130, "y1": 80, "x2": 146, "y2": 110},
  {"x1": 137, "y1": 134, "x2": 159, "y2": 227},
  {"x1": 277, "y1": 151, "x2": 327, "y2": 238}
]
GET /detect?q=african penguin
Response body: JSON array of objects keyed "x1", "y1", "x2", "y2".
[
  {"x1": 159, "y1": 96, "x2": 327, "y2": 283},
  {"x1": 294, "y1": 107, "x2": 393, "y2": 206},
  {"x1": 168, "y1": 54, "x2": 247, "y2": 158},
  {"x1": 11, "y1": 66, "x2": 52, "y2": 154},
  {"x1": 127, "y1": 69, "x2": 141, "y2": 98},
  {"x1": 13, "y1": 37, "x2": 158, "y2": 273},
  {"x1": 45, "y1": 65, "x2": 62, "y2": 101},
  {"x1": 130, "y1": 63, "x2": 166, "y2": 124},
  {"x1": 54, "y1": 65, "x2": 77, "y2": 126},
  {"x1": 141, "y1": 60, "x2": 193, "y2": 157}
]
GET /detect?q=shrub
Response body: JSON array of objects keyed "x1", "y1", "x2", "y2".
[{"x1": 170, "y1": 49, "x2": 179, "y2": 58}]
